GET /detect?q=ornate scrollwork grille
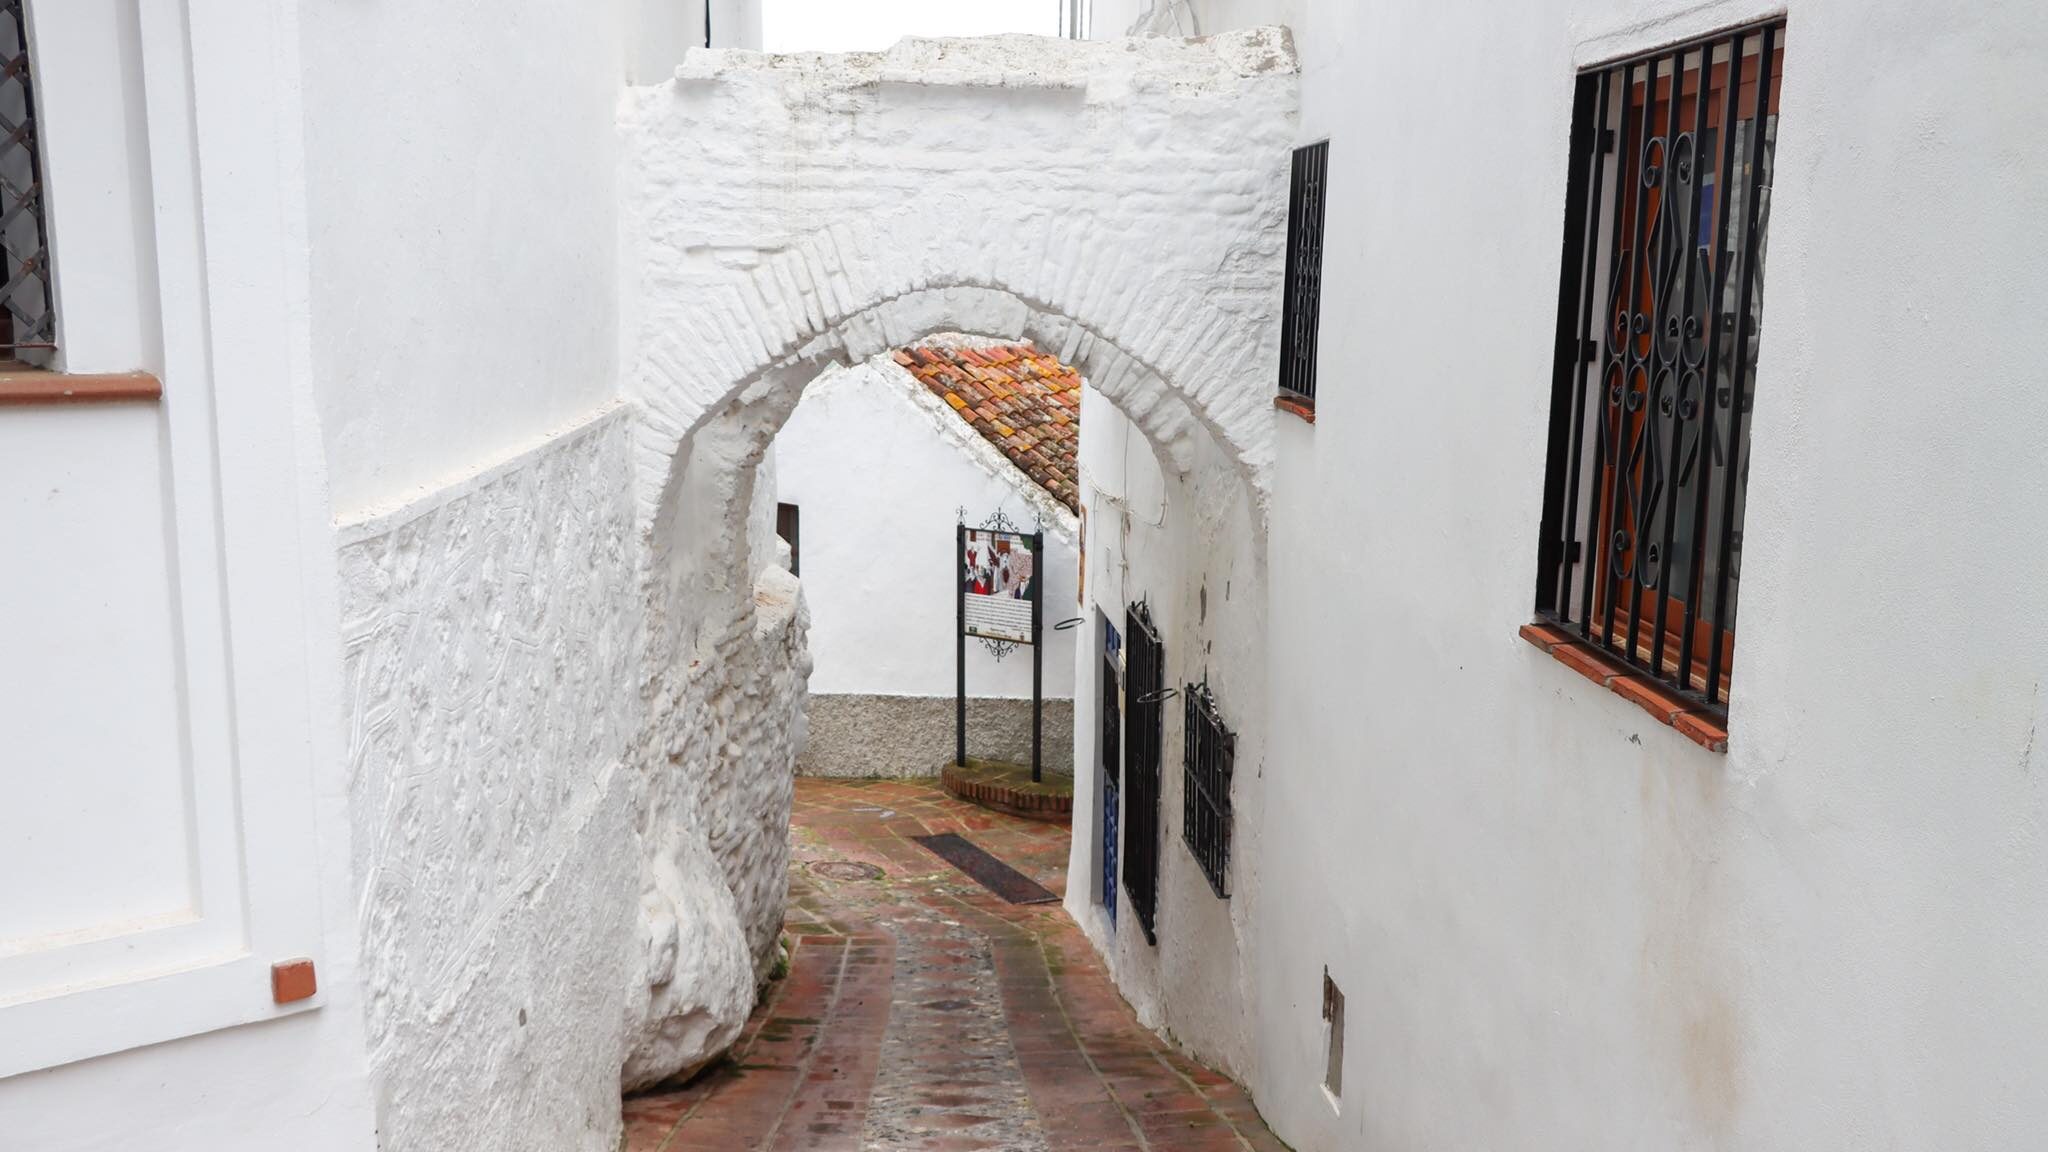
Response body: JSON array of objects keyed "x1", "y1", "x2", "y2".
[
  {"x1": 1535, "y1": 20, "x2": 1783, "y2": 717},
  {"x1": 1181, "y1": 679, "x2": 1233, "y2": 899},
  {"x1": 1279, "y1": 140, "x2": 1328, "y2": 403},
  {"x1": 0, "y1": 0, "x2": 53, "y2": 360}
]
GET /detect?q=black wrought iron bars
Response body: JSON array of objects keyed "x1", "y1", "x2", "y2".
[{"x1": 1536, "y1": 19, "x2": 1783, "y2": 717}]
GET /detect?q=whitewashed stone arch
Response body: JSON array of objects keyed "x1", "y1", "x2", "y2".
[
  {"x1": 618, "y1": 27, "x2": 1301, "y2": 535},
  {"x1": 612, "y1": 28, "x2": 1298, "y2": 1095}
]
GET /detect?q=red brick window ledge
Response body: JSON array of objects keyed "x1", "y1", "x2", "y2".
[
  {"x1": 0, "y1": 367, "x2": 161, "y2": 405},
  {"x1": 1274, "y1": 392, "x2": 1315, "y2": 423},
  {"x1": 1519, "y1": 623, "x2": 1728, "y2": 753}
]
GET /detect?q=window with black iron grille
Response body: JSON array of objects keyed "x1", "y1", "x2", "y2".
[
  {"x1": 1278, "y1": 140, "x2": 1327, "y2": 405},
  {"x1": 1181, "y1": 680, "x2": 1233, "y2": 899},
  {"x1": 1121, "y1": 601, "x2": 1164, "y2": 944},
  {"x1": 0, "y1": 0, "x2": 53, "y2": 362},
  {"x1": 1534, "y1": 20, "x2": 1783, "y2": 719}
]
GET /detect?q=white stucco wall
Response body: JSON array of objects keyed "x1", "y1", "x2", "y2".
[
  {"x1": 1066, "y1": 380, "x2": 1268, "y2": 1083},
  {"x1": 2, "y1": 2, "x2": 380, "y2": 1148},
  {"x1": 774, "y1": 354, "x2": 1079, "y2": 701},
  {"x1": 297, "y1": 0, "x2": 632, "y2": 518},
  {"x1": 1219, "y1": 2, "x2": 2048, "y2": 1151},
  {"x1": 1091, "y1": 0, "x2": 1302, "y2": 40}
]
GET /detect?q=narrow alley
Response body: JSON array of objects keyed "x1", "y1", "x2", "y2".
[{"x1": 623, "y1": 780, "x2": 1286, "y2": 1152}]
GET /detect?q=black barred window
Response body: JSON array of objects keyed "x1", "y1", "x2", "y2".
[
  {"x1": 0, "y1": 0, "x2": 55, "y2": 361},
  {"x1": 1181, "y1": 681, "x2": 1233, "y2": 899},
  {"x1": 1121, "y1": 601, "x2": 1164, "y2": 943},
  {"x1": 1278, "y1": 140, "x2": 1327, "y2": 405},
  {"x1": 1535, "y1": 20, "x2": 1783, "y2": 718}
]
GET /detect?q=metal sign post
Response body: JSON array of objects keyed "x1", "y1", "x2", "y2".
[
  {"x1": 1030, "y1": 528, "x2": 1044, "y2": 782},
  {"x1": 957, "y1": 514, "x2": 1044, "y2": 780},
  {"x1": 956, "y1": 521, "x2": 968, "y2": 768}
]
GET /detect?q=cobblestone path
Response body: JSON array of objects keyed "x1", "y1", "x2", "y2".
[{"x1": 623, "y1": 778, "x2": 1288, "y2": 1152}]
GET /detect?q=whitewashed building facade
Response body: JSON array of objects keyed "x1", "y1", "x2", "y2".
[
  {"x1": 1067, "y1": 3, "x2": 2048, "y2": 1152},
  {"x1": 4, "y1": 0, "x2": 2046, "y2": 1150},
  {"x1": 774, "y1": 345, "x2": 1082, "y2": 778}
]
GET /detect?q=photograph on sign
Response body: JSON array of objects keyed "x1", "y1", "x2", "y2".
[{"x1": 963, "y1": 529, "x2": 1035, "y2": 645}]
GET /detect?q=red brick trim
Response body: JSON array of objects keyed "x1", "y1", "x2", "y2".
[
  {"x1": 0, "y1": 369, "x2": 162, "y2": 406},
  {"x1": 1274, "y1": 393, "x2": 1316, "y2": 424},
  {"x1": 939, "y1": 764, "x2": 1073, "y2": 825},
  {"x1": 270, "y1": 958, "x2": 317, "y2": 1004},
  {"x1": 1520, "y1": 622, "x2": 1729, "y2": 753}
]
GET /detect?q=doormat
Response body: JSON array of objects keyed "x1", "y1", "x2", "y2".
[{"x1": 911, "y1": 833, "x2": 1059, "y2": 905}]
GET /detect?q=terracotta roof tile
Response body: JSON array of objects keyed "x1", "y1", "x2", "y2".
[{"x1": 898, "y1": 340, "x2": 1082, "y2": 513}]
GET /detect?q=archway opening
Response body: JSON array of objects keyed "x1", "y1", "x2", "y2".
[{"x1": 618, "y1": 310, "x2": 1266, "y2": 1117}]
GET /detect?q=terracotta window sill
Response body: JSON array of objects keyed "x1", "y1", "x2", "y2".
[
  {"x1": 1274, "y1": 393, "x2": 1315, "y2": 424},
  {"x1": 1519, "y1": 622, "x2": 1728, "y2": 753},
  {"x1": 0, "y1": 367, "x2": 162, "y2": 406}
]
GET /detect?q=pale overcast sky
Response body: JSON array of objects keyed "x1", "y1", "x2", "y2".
[{"x1": 762, "y1": 0, "x2": 1063, "y2": 53}]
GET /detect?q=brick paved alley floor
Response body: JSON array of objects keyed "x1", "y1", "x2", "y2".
[{"x1": 623, "y1": 778, "x2": 1289, "y2": 1152}]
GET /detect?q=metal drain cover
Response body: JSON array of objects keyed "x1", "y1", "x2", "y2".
[{"x1": 809, "y1": 860, "x2": 885, "y2": 881}]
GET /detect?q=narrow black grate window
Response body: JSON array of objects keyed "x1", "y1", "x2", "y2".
[
  {"x1": 1278, "y1": 140, "x2": 1328, "y2": 404},
  {"x1": 1534, "y1": 20, "x2": 1783, "y2": 717},
  {"x1": 1121, "y1": 601, "x2": 1164, "y2": 944},
  {"x1": 0, "y1": 0, "x2": 52, "y2": 360},
  {"x1": 1099, "y1": 619, "x2": 1121, "y2": 926},
  {"x1": 1181, "y1": 680, "x2": 1234, "y2": 899}
]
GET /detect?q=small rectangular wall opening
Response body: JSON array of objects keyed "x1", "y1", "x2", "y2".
[
  {"x1": 775, "y1": 502, "x2": 799, "y2": 576},
  {"x1": 1321, "y1": 968, "x2": 1345, "y2": 1105}
]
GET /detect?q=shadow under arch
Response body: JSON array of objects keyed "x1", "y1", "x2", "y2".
[{"x1": 641, "y1": 284, "x2": 1271, "y2": 673}]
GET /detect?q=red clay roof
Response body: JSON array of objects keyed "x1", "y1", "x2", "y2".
[{"x1": 893, "y1": 342, "x2": 1080, "y2": 513}]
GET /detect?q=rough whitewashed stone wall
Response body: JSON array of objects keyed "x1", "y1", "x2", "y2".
[
  {"x1": 338, "y1": 411, "x2": 643, "y2": 1152},
  {"x1": 624, "y1": 566, "x2": 810, "y2": 1090},
  {"x1": 337, "y1": 406, "x2": 811, "y2": 1149},
  {"x1": 617, "y1": 29, "x2": 1300, "y2": 535}
]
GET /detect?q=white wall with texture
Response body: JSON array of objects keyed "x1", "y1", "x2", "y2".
[
  {"x1": 774, "y1": 354, "x2": 1079, "y2": 701},
  {"x1": 1067, "y1": 379, "x2": 1267, "y2": 1085},
  {"x1": 1098, "y1": 2, "x2": 2048, "y2": 1151}
]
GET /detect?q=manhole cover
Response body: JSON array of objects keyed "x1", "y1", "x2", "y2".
[{"x1": 809, "y1": 860, "x2": 884, "y2": 881}]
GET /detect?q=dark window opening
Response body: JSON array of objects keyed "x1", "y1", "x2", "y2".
[
  {"x1": 775, "y1": 502, "x2": 800, "y2": 577},
  {"x1": 1322, "y1": 969, "x2": 1345, "y2": 1099},
  {"x1": 1278, "y1": 140, "x2": 1328, "y2": 406},
  {"x1": 1099, "y1": 615, "x2": 1122, "y2": 926},
  {"x1": 1121, "y1": 600, "x2": 1164, "y2": 945},
  {"x1": 0, "y1": 0, "x2": 55, "y2": 363},
  {"x1": 1181, "y1": 680, "x2": 1234, "y2": 899},
  {"x1": 1534, "y1": 20, "x2": 1784, "y2": 718}
]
